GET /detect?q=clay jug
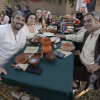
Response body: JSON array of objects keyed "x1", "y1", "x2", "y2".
[{"x1": 41, "y1": 38, "x2": 52, "y2": 53}]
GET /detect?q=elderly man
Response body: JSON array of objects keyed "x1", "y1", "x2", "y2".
[{"x1": 55, "y1": 11, "x2": 100, "y2": 88}]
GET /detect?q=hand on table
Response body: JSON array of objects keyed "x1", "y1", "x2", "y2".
[
  {"x1": 0, "y1": 67, "x2": 7, "y2": 80},
  {"x1": 86, "y1": 63, "x2": 100, "y2": 73}
]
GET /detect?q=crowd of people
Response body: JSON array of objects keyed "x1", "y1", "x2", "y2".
[{"x1": 0, "y1": 4, "x2": 100, "y2": 100}]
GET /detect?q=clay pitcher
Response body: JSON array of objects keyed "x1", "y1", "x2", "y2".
[{"x1": 41, "y1": 38, "x2": 52, "y2": 53}]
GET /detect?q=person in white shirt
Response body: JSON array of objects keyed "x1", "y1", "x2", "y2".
[
  {"x1": 0, "y1": 11, "x2": 26, "y2": 78},
  {"x1": 0, "y1": 11, "x2": 32, "y2": 100},
  {"x1": 0, "y1": 11, "x2": 26, "y2": 67},
  {"x1": 22, "y1": 12, "x2": 38, "y2": 44},
  {"x1": 54, "y1": 11, "x2": 100, "y2": 88}
]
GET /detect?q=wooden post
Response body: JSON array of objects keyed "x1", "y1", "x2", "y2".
[{"x1": 75, "y1": 89, "x2": 90, "y2": 99}]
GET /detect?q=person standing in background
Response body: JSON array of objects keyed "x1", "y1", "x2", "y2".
[
  {"x1": 15, "y1": 5, "x2": 23, "y2": 12},
  {"x1": 23, "y1": 5, "x2": 30, "y2": 15}
]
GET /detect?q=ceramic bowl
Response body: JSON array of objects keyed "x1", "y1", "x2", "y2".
[
  {"x1": 34, "y1": 53, "x2": 42, "y2": 59},
  {"x1": 60, "y1": 43, "x2": 75, "y2": 51},
  {"x1": 50, "y1": 29, "x2": 57, "y2": 33},
  {"x1": 31, "y1": 37, "x2": 42, "y2": 43},
  {"x1": 46, "y1": 53, "x2": 56, "y2": 61},
  {"x1": 28, "y1": 57, "x2": 40, "y2": 66},
  {"x1": 41, "y1": 38, "x2": 51, "y2": 46},
  {"x1": 67, "y1": 29, "x2": 72, "y2": 33}
]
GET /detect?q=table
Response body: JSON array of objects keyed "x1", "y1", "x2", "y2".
[{"x1": 1, "y1": 41, "x2": 75, "y2": 100}]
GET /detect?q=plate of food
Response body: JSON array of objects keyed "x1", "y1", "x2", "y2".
[
  {"x1": 60, "y1": 43, "x2": 75, "y2": 51},
  {"x1": 43, "y1": 32, "x2": 54, "y2": 36},
  {"x1": 14, "y1": 53, "x2": 32, "y2": 64},
  {"x1": 50, "y1": 37, "x2": 60, "y2": 43},
  {"x1": 47, "y1": 26, "x2": 53, "y2": 30},
  {"x1": 31, "y1": 36, "x2": 42, "y2": 43},
  {"x1": 14, "y1": 52, "x2": 42, "y2": 64},
  {"x1": 62, "y1": 41, "x2": 72, "y2": 44}
]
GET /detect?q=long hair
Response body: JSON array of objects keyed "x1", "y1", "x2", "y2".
[{"x1": 35, "y1": 8, "x2": 43, "y2": 23}]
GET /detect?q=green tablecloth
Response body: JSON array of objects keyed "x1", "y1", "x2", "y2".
[{"x1": 1, "y1": 42, "x2": 75, "y2": 100}]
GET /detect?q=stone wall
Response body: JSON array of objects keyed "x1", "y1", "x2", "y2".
[
  {"x1": 0, "y1": 0, "x2": 11, "y2": 13},
  {"x1": 95, "y1": 0, "x2": 100, "y2": 11},
  {"x1": 0, "y1": 0, "x2": 5, "y2": 13},
  {"x1": 10, "y1": 0, "x2": 74, "y2": 15}
]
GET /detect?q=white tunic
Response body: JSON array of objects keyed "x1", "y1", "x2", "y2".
[
  {"x1": 34, "y1": 23, "x2": 42, "y2": 31},
  {"x1": 66, "y1": 29, "x2": 100, "y2": 66},
  {"x1": 0, "y1": 24, "x2": 26, "y2": 66},
  {"x1": 80, "y1": 29, "x2": 100, "y2": 66},
  {"x1": 22, "y1": 24, "x2": 38, "y2": 40}
]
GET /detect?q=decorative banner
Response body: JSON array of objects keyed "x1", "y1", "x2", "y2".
[
  {"x1": 86, "y1": 0, "x2": 96, "y2": 12},
  {"x1": 83, "y1": 0, "x2": 91, "y2": 4},
  {"x1": 76, "y1": 0, "x2": 87, "y2": 11}
]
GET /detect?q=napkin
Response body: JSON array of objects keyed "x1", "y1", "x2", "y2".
[
  {"x1": 56, "y1": 49, "x2": 72, "y2": 58},
  {"x1": 24, "y1": 46, "x2": 39, "y2": 53},
  {"x1": 14, "y1": 64, "x2": 42, "y2": 74},
  {"x1": 14, "y1": 64, "x2": 28, "y2": 71}
]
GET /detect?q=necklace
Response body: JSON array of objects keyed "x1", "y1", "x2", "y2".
[{"x1": 14, "y1": 35, "x2": 17, "y2": 43}]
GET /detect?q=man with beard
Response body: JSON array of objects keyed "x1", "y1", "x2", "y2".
[
  {"x1": 0, "y1": 11, "x2": 32, "y2": 100},
  {"x1": 0, "y1": 11, "x2": 26, "y2": 79}
]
